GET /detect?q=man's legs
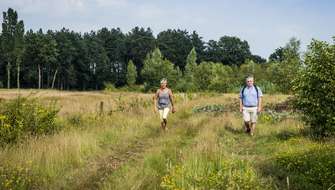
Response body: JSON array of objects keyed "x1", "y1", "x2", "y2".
[
  {"x1": 250, "y1": 123, "x2": 256, "y2": 136},
  {"x1": 244, "y1": 121, "x2": 251, "y2": 133},
  {"x1": 242, "y1": 108, "x2": 251, "y2": 133},
  {"x1": 250, "y1": 108, "x2": 258, "y2": 136}
]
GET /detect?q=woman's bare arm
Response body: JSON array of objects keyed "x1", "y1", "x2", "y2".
[{"x1": 169, "y1": 89, "x2": 175, "y2": 112}]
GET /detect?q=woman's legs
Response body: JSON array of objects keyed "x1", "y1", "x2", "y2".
[{"x1": 159, "y1": 107, "x2": 170, "y2": 130}]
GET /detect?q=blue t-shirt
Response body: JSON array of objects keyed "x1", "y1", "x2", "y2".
[{"x1": 239, "y1": 85, "x2": 263, "y2": 107}]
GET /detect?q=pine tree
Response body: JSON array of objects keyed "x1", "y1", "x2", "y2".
[{"x1": 126, "y1": 60, "x2": 137, "y2": 86}]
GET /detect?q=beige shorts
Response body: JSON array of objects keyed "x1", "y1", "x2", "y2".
[
  {"x1": 159, "y1": 107, "x2": 170, "y2": 121},
  {"x1": 242, "y1": 107, "x2": 258, "y2": 123}
]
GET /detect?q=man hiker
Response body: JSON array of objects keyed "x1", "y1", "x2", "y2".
[{"x1": 239, "y1": 76, "x2": 263, "y2": 136}]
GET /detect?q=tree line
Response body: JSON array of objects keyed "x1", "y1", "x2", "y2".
[
  {"x1": 1, "y1": 8, "x2": 270, "y2": 91},
  {"x1": 1, "y1": 8, "x2": 334, "y2": 136}
]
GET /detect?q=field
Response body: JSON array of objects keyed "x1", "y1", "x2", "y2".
[{"x1": 0, "y1": 90, "x2": 334, "y2": 190}]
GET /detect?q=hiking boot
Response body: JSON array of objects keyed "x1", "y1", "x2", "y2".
[{"x1": 246, "y1": 128, "x2": 250, "y2": 133}]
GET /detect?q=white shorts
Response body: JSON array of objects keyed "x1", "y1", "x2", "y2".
[
  {"x1": 159, "y1": 107, "x2": 170, "y2": 121},
  {"x1": 242, "y1": 107, "x2": 258, "y2": 123}
]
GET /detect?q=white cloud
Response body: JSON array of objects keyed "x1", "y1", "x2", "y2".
[
  {"x1": 135, "y1": 4, "x2": 166, "y2": 20},
  {"x1": 1, "y1": 0, "x2": 86, "y2": 16},
  {"x1": 0, "y1": 0, "x2": 334, "y2": 57},
  {"x1": 96, "y1": 0, "x2": 129, "y2": 8}
]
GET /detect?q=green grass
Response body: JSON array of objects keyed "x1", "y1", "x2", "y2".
[{"x1": 0, "y1": 90, "x2": 334, "y2": 189}]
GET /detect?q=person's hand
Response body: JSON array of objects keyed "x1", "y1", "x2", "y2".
[
  {"x1": 172, "y1": 107, "x2": 176, "y2": 113},
  {"x1": 240, "y1": 107, "x2": 243, "y2": 113},
  {"x1": 257, "y1": 107, "x2": 262, "y2": 113},
  {"x1": 154, "y1": 107, "x2": 158, "y2": 113}
]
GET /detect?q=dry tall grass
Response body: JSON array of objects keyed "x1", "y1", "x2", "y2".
[{"x1": 0, "y1": 90, "x2": 334, "y2": 189}]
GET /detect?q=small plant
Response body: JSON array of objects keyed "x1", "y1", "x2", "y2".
[
  {"x1": 67, "y1": 113, "x2": 84, "y2": 127},
  {"x1": 0, "y1": 161, "x2": 43, "y2": 189},
  {"x1": 192, "y1": 104, "x2": 225, "y2": 113},
  {"x1": 259, "y1": 99, "x2": 297, "y2": 123},
  {"x1": 104, "y1": 82, "x2": 118, "y2": 92},
  {"x1": 161, "y1": 159, "x2": 264, "y2": 190},
  {"x1": 258, "y1": 110, "x2": 293, "y2": 124},
  {"x1": 0, "y1": 97, "x2": 60, "y2": 145},
  {"x1": 264, "y1": 98, "x2": 295, "y2": 112}
]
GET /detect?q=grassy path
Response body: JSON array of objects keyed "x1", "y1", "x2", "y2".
[
  {"x1": 70, "y1": 99, "x2": 209, "y2": 189},
  {"x1": 94, "y1": 95, "x2": 334, "y2": 190},
  {"x1": 99, "y1": 112, "x2": 210, "y2": 189},
  {"x1": 1, "y1": 91, "x2": 334, "y2": 189}
]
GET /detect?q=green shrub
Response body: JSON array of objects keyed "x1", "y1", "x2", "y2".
[
  {"x1": 256, "y1": 80, "x2": 279, "y2": 94},
  {"x1": 161, "y1": 159, "x2": 264, "y2": 190},
  {"x1": 104, "y1": 82, "x2": 118, "y2": 92},
  {"x1": 0, "y1": 161, "x2": 44, "y2": 189},
  {"x1": 175, "y1": 78, "x2": 198, "y2": 92},
  {"x1": 126, "y1": 60, "x2": 137, "y2": 86},
  {"x1": 258, "y1": 111, "x2": 293, "y2": 124},
  {"x1": 141, "y1": 48, "x2": 180, "y2": 92},
  {"x1": 123, "y1": 85, "x2": 145, "y2": 92},
  {"x1": 67, "y1": 113, "x2": 84, "y2": 127},
  {"x1": 192, "y1": 104, "x2": 225, "y2": 113},
  {"x1": 274, "y1": 145, "x2": 335, "y2": 189},
  {"x1": 293, "y1": 39, "x2": 335, "y2": 137},
  {"x1": 0, "y1": 97, "x2": 60, "y2": 145}
]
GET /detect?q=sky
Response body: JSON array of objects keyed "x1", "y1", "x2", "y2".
[{"x1": 0, "y1": 0, "x2": 334, "y2": 59}]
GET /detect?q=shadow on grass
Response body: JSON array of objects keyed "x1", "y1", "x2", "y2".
[
  {"x1": 275, "y1": 130, "x2": 301, "y2": 141},
  {"x1": 275, "y1": 127, "x2": 321, "y2": 141},
  {"x1": 223, "y1": 121, "x2": 245, "y2": 135}
]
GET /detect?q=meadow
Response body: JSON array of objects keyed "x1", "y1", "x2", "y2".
[{"x1": 0, "y1": 89, "x2": 334, "y2": 190}]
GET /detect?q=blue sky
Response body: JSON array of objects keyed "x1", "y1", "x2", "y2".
[{"x1": 0, "y1": 0, "x2": 334, "y2": 58}]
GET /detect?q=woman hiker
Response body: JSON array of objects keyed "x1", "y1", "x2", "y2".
[{"x1": 153, "y1": 78, "x2": 176, "y2": 131}]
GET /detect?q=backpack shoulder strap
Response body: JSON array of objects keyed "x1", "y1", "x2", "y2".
[
  {"x1": 241, "y1": 85, "x2": 247, "y2": 99},
  {"x1": 254, "y1": 84, "x2": 259, "y2": 98}
]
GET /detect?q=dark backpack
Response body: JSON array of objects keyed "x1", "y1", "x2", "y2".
[{"x1": 241, "y1": 85, "x2": 259, "y2": 104}]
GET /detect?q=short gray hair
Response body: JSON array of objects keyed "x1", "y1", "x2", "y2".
[
  {"x1": 246, "y1": 76, "x2": 254, "y2": 81},
  {"x1": 160, "y1": 78, "x2": 167, "y2": 84}
]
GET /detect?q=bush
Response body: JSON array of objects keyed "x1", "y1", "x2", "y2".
[
  {"x1": 273, "y1": 145, "x2": 335, "y2": 189},
  {"x1": 192, "y1": 104, "x2": 225, "y2": 113},
  {"x1": 175, "y1": 78, "x2": 198, "y2": 92},
  {"x1": 256, "y1": 80, "x2": 279, "y2": 94},
  {"x1": 141, "y1": 48, "x2": 180, "y2": 92},
  {"x1": 103, "y1": 82, "x2": 118, "y2": 92},
  {"x1": 0, "y1": 161, "x2": 43, "y2": 189},
  {"x1": 0, "y1": 97, "x2": 60, "y2": 145},
  {"x1": 161, "y1": 159, "x2": 265, "y2": 190},
  {"x1": 293, "y1": 39, "x2": 335, "y2": 137},
  {"x1": 258, "y1": 111, "x2": 292, "y2": 124},
  {"x1": 126, "y1": 60, "x2": 137, "y2": 86},
  {"x1": 193, "y1": 62, "x2": 215, "y2": 91}
]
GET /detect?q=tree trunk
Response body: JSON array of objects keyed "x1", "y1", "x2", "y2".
[
  {"x1": 47, "y1": 67, "x2": 50, "y2": 88},
  {"x1": 41, "y1": 69, "x2": 43, "y2": 89},
  {"x1": 38, "y1": 64, "x2": 41, "y2": 89},
  {"x1": 51, "y1": 69, "x2": 58, "y2": 89},
  {"x1": 7, "y1": 62, "x2": 11, "y2": 89},
  {"x1": 17, "y1": 60, "x2": 20, "y2": 89}
]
